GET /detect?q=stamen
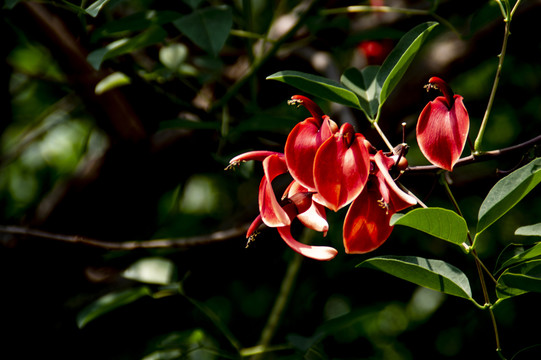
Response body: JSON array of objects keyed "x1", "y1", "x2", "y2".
[
  {"x1": 224, "y1": 160, "x2": 242, "y2": 170},
  {"x1": 377, "y1": 198, "x2": 390, "y2": 215},
  {"x1": 246, "y1": 231, "x2": 259, "y2": 248},
  {"x1": 287, "y1": 99, "x2": 303, "y2": 107}
]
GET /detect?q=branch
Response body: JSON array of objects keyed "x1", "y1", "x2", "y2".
[
  {"x1": 0, "y1": 224, "x2": 249, "y2": 250},
  {"x1": 407, "y1": 134, "x2": 541, "y2": 173}
]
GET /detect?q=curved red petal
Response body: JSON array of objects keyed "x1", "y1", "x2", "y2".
[
  {"x1": 373, "y1": 151, "x2": 417, "y2": 212},
  {"x1": 229, "y1": 150, "x2": 284, "y2": 164},
  {"x1": 285, "y1": 119, "x2": 321, "y2": 190},
  {"x1": 258, "y1": 155, "x2": 290, "y2": 227},
  {"x1": 246, "y1": 214, "x2": 263, "y2": 238},
  {"x1": 291, "y1": 95, "x2": 325, "y2": 121},
  {"x1": 285, "y1": 181, "x2": 328, "y2": 233},
  {"x1": 416, "y1": 96, "x2": 469, "y2": 171},
  {"x1": 313, "y1": 124, "x2": 370, "y2": 211},
  {"x1": 343, "y1": 188, "x2": 394, "y2": 254},
  {"x1": 277, "y1": 226, "x2": 337, "y2": 261}
]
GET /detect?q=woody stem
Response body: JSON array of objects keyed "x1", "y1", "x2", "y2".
[{"x1": 440, "y1": 173, "x2": 503, "y2": 354}]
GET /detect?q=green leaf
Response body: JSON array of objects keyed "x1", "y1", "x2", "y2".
[
  {"x1": 87, "y1": 26, "x2": 168, "y2": 70},
  {"x1": 390, "y1": 208, "x2": 469, "y2": 249},
  {"x1": 90, "y1": 10, "x2": 182, "y2": 41},
  {"x1": 515, "y1": 223, "x2": 541, "y2": 237},
  {"x1": 159, "y1": 44, "x2": 189, "y2": 71},
  {"x1": 359, "y1": 255, "x2": 473, "y2": 300},
  {"x1": 85, "y1": 0, "x2": 111, "y2": 17},
  {"x1": 377, "y1": 22, "x2": 438, "y2": 110},
  {"x1": 173, "y1": 5, "x2": 232, "y2": 56},
  {"x1": 95, "y1": 71, "x2": 131, "y2": 94},
  {"x1": 495, "y1": 242, "x2": 541, "y2": 274},
  {"x1": 77, "y1": 287, "x2": 152, "y2": 328},
  {"x1": 477, "y1": 158, "x2": 541, "y2": 235},
  {"x1": 122, "y1": 257, "x2": 176, "y2": 285},
  {"x1": 497, "y1": 260, "x2": 541, "y2": 300},
  {"x1": 340, "y1": 66, "x2": 380, "y2": 120},
  {"x1": 266, "y1": 70, "x2": 362, "y2": 109}
]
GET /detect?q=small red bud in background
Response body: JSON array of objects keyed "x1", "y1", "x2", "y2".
[{"x1": 357, "y1": 39, "x2": 394, "y2": 66}]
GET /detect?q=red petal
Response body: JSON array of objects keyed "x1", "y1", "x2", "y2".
[
  {"x1": 290, "y1": 95, "x2": 325, "y2": 121},
  {"x1": 313, "y1": 123, "x2": 370, "y2": 211},
  {"x1": 416, "y1": 96, "x2": 469, "y2": 171},
  {"x1": 246, "y1": 214, "x2": 263, "y2": 238},
  {"x1": 373, "y1": 151, "x2": 417, "y2": 212},
  {"x1": 277, "y1": 226, "x2": 337, "y2": 261},
  {"x1": 285, "y1": 181, "x2": 328, "y2": 234},
  {"x1": 285, "y1": 117, "x2": 336, "y2": 190},
  {"x1": 342, "y1": 188, "x2": 394, "y2": 254},
  {"x1": 229, "y1": 150, "x2": 284, "y2": 164},
  {"x1": 297, "y1": 201, "x2": 329, "y2": 234},
  {"x1": 259, "y1": 155, "x2": 290, "y2": 227}
]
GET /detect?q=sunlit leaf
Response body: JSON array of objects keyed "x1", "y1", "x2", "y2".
[
  {"x1": 390, "y1": 208, "x2": 469, "y2": 249},
  {"x1": 477, "y1": 158, "x2": 541, "y2": 235},
  {"x1": 85, "y1": 0, "x2": 111, "y2": 17},
  {"x1": 77, "y1": 287, "x2": 152, "y2": 328},
  {"x1": 174, "y1": 5, "x2": 232, "y2": 56},
  {"x1": 377, "y1": 22, "x2": 438, "y2": 109},
  {"x1": 340, "y1": 66, "x2": 379, "y2": 120},
  {"x1": 495, "y1": 242, "x2": 541, "y2": 274},
  {"x1": 95, "y1": 71, "x2": 131, "y2": 94},
  {"x1": 160, "y1": 44, "x2": 189, "y2": 71},
  {"x1": 515, "y1": 223, "x2": 541, "y2": 237},
  {"x1": 87, "y1": 26, "x2": 168, "y2": 70},
  {"x1": 359, "y1": 255, "x2": 473, "y2": 300},
  {"x1": 122, "y1": 257, "x2": 176, "y2": 285},
  {"x1": 266, "y1": 71, "x2": 362, "y2": 109},
  {"x1": 497, "y1": 260, "x2": 541, "y2": 300}
]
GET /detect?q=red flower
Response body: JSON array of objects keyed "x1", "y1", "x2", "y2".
[
  {"x1": 229, "y1": 151, "x2": 337, "y2": 261},
  {"x1": 313, "y1": 122, "x2": 371, "y2": 212},
  {"x1": 343, "y1": 151, "x2": 417, "y2": 254},
  {"x1": 416, "y1": 77, "x2": 470, "y2": 171},
  {"x1": 285, "y1": 95, "x2": 338, "y2": 191}
]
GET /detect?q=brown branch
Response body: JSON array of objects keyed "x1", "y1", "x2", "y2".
[
  {"x1": 407, "y1": 134, "x2": 541, "y2": 173},
  {"x1": 0, "y1": 224, "x2": 249, "y2": 250}
]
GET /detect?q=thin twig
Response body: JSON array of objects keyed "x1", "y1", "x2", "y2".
[
  {"x1": 407, "y1": 134, "x2": 541, "y2": 173},
  {"x1": 0, "y1": 224, "x2": 250, "y2": 250}
]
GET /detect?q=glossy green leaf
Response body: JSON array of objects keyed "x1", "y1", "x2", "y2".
[
  {"x1": 340, "y1": 66, "x2": 379, "y2": 120},
  {"x1": 359, "y1": 255, "x2": 473, "y2": 300},
  {"x1": 495, "y1": 242, "x2": 541, "y2": 274},
  {"x1": 377, "y1": 22, "x2": 438, "y2": 108},
  {"x1": 95, "y1": 72, "x2": 131, "y2": 94},
  {"x1": 266, "y1": 71, "x2": 362, "y2": 109},
  {"x1": 497, "y1": 260, "x2": 541, "y2": 300},
  {"x1": 515, "y1": 223, "x2": 541, "y2": 237},
  {"x1": 77, "y1": 287, "x2": 152, "y2": 328},
  {"x1": 173, "y1": 6, "x2": 232, "y2": 56},
  {"x1": 85, "y1": 0, "x2": 111, "y2": 17},
  {"x1": 391, "y1": 208, "x2": 469, "y2": 249},
  {"x1": 477, "y1": 158, "x2": 541, "y2": 235},
  {"x1": 87, "y1": 26, "x2": 168, "y2": 70}
]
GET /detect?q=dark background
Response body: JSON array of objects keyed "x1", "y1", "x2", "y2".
[{"x1": 2, "y1": 0, "x2": 541, "y2": 359}]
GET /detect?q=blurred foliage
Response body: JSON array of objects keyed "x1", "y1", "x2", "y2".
[{"x1": 2, "y1": 0, "x2": 541, "y2": 359}]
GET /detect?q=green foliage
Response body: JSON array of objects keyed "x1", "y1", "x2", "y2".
[
  {"x1": 77, "y1": 287, "x2": 152, "y2": 328},
  {"x1": 477, "y1": 158, "x2": 541, "y2": 236},
  {"x1": 391, "y1": 208, "x2": 469, "y2": 249},
  {"x1": 173, "y1": 5, "x2": 233, "y2": 57},
  {"x1": 359, "y1": 256, "x2": 473, "y2": 301},
  {"x1": 267, "y1": 22, "x2": 438, "y2": 122}
]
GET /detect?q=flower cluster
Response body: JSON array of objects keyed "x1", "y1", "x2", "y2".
[{"x1": 228, "y1": 95, "x2": 417, "y2": 260}]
